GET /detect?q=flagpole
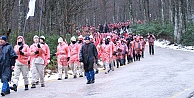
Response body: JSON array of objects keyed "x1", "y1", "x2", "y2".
[
  {"x1": 22, "y1": 17, "x2": 27, "y2": 37},
  {"x1": 38, "y1": 0, "x2": 44, "y2": 38},
  {"x1": 22, "y1": 0, "x2": 30, "y2": 37}
]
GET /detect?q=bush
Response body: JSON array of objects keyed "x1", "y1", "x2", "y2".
[
  {"x1": 181, "y1": 23, "x2": 194, "y2": 46},
  {"x1": 130, "y1": 22, "x2": 174, "y2": 40}
]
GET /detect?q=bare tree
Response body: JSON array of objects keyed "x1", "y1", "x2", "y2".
[{"x1": 173, "y1": 0, "x2": 187, "y2": 44}]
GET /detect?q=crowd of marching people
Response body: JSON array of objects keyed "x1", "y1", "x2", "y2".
[{"x1": 0, "y1": 20, "x2": 156, "y2": 96}]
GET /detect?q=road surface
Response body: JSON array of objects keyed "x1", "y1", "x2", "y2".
[{"x1": 3, "y1": 46, "x2": 194, "y2": 98}]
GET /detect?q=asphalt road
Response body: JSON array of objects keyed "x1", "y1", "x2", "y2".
[{"x1": 3, "y1": 46, "x2": 194, "y2": 98}]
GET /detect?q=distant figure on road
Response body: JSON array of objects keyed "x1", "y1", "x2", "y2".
[
  {"x1": 0, "y1": 35, "x2": 18, "y2": 96},
  {"x1": 140, "y1": 36, "x2": 146, "y2": 58},
  {"x1": 134, "y1": 37, "x2": 142, "y2": 61},
  {"x1": 147, "y1": 33, "x2": 155, "y2": 55},
  {"x1": 79, "y1": 36, "x2": 98, "y2": 84}
]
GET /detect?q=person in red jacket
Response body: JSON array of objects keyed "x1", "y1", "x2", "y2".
[
  {"x1": 127, "y1": 41, "x2": 133, "y2": 63},
  {"x1": 69, "y1": 36, "x2": 79, "y2": 78},
  {"x1": 120, "y1": 39, "x2": 128, "y2": 65},
  {"x1": 40, "y1": 36, "x2": 50, "y2": 65},
  {"x1": 56, "y1": 37, "x2": 70, "y2": 80},
  {"x1": 35, "y1": 36, "x2": 50, "y2": 85},
  {"x1": 30, "y1": 35, "x2": 46, "y2": 88},
  {"x1": 11, "y1": 36, "x2": 30, "y2": 91},
  {"x1": 116, "y1": 41, "x2": 123, "y2": 68},
  {"x1": 99, "y1": 38, "x2": 112, "y2": 74},
  {"x1": 106, "y1": 36, "x2": 115, "y2": 71},
  {"x1": 140, "y1": 36, "x2": 146, "y2": 58},
  {"x1": 134, "y1": 37, "x2": 142, "y2": 61},
  {"x1": 147, "y1": 33, "x2": 155, "y2": 55}
]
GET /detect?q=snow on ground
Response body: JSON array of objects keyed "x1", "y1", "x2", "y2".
[
  {"x1": 0, "y1": 67, "x2": 104, "y2": 89},
  {"x1": 154, "y1": 39, "x2": 194, "y2": 52},
  {"x1": 0, "y1": 70, "x2": 80, "y2": 89}
]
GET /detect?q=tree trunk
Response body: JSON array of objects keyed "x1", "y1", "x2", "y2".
[
  {"x1": 143, "y1": 0, "x2": 147, "y2": 22},
  {"x1": 146, "y1": 0, "x2": 150, "y2": 22},
  {"x1": 128, "y1": 0, "x2": 133, "y2": 23},
  {"x1": 173, "y1": 0, "x2": 186, "y2": 44},
  {"x1": 169, "y1": 0, "x2": 173, "y2": 23},
  {"x1": 18, "y1": 0, "x2": 23, "y2": 35},
  {"x1": 174, "y1": 0, "x2": 179, "y2": 43},
  {"x1": 161, "y1": 0, "x2": 164, "y2": 25},
  {"x1": 113, "y1": 0, "x2": 116, "y2": 23}
]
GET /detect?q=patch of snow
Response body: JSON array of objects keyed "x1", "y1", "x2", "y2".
[{"x1": 154, "y1": 39, "x2": 194, "y2": 52}]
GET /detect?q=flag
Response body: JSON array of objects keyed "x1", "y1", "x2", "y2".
[{"x1": 26, "y1": 0, "x2": 36, "y2": 20}]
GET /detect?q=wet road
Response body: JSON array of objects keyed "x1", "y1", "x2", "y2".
[{"x1": 3, "y1": 46, "x2": 194, "y2": 98}]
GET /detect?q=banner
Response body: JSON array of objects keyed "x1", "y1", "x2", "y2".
[{"x1": 26, "y1": 0, "x2": 36, "y2": 20}]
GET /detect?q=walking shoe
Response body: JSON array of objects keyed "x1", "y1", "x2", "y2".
[
  {"x1": 57, "y1": 78, "x2": 62, "y2": 80},
  {"x1": 10, "y1": 84, "x2": 17, "y2": 92},
  {"x1": 36, "y1": 81, "x2": 39, "y2": 85},
  {"x1": 25, "y1": 85, "x2": 29, "y2": 90},
  {"x1": 95, "y1": 70, "x2": 99, "y2": 74},
  {"x1": 41, "y1": 84, "x2": 45, "y2": 87},
  {"x1": 86, "y1": 80, "x2": 91, "y2": 84},
  {"x1": 65, "y1": 77, "x2": 68, "y2": 79},
  {"x1": 79, "y1": 75, "x2": 83, "y2": 77},
  {"x1": 1, "y1": 92, "x2": 5, "y2": 96},
  {"x1": 31, "y1": 84, "x2": 36, "y2": 88},
  {"x1": 105, "y1": 72, "x2": 108, "y2": 74},
  {"x1": 73, "y1": 75, "x2": 77, "y2": 78},
  {"x1": 91, "y1": 79, "x2": 95, "y2": 84},
  {"x1": 1, "y1": 90, "x2": 10, "y2": 96}
]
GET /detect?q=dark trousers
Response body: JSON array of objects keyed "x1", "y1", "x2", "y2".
[
  {"x1": 142, "y1": 51, "x2": 144, "y2": 58},
  {"x1": 85, "y1": 70, "x2": 95, "y2": 81},
  {"x1": 84, "y1": 62, "x2": 95, "y2": 81},
  {"x1": 136, "y1": 54, "x2": 141, "y2": 61},
  {"x1": 121, "y1": 59, "x2": 124, "y2": 65},
  {"x1": 133, "y1": 51, "x2": 136, "y2": 61},
  {"x1": 84, "y1": 62, "x2": 94, "y2": 72},
  {"x1": 127, "y1": 55, "x2": 133, "y2": 63},
  {"x1": 116, "y1": 59, "x2": 121, "y2": 68},
  {"x1": 1, "y1": 81, "x2": 10, "y2": 93},
  {"x1": 149, "y1": 45, "x2": 154, "y2": 55}
]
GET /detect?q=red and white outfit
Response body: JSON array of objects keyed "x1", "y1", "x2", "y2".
[
  {"x1": 100, "y1": 43, "x2": 112, "y2": 73},
  {"x1": 30, "y1": 42, "x2": 46, "y2": 85},
  {"x1": 140, "y1": 37, "x2": 146, "y2": 57},
  {"x1": 56, "y1": 41, "x2": 70, "y2": 79},
  {"x1": 13, "y1": 36, "x2": 30, "y2": 86},
  {"x1": 68, "y1": 43, "x2": 79, "y2": 77}
]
